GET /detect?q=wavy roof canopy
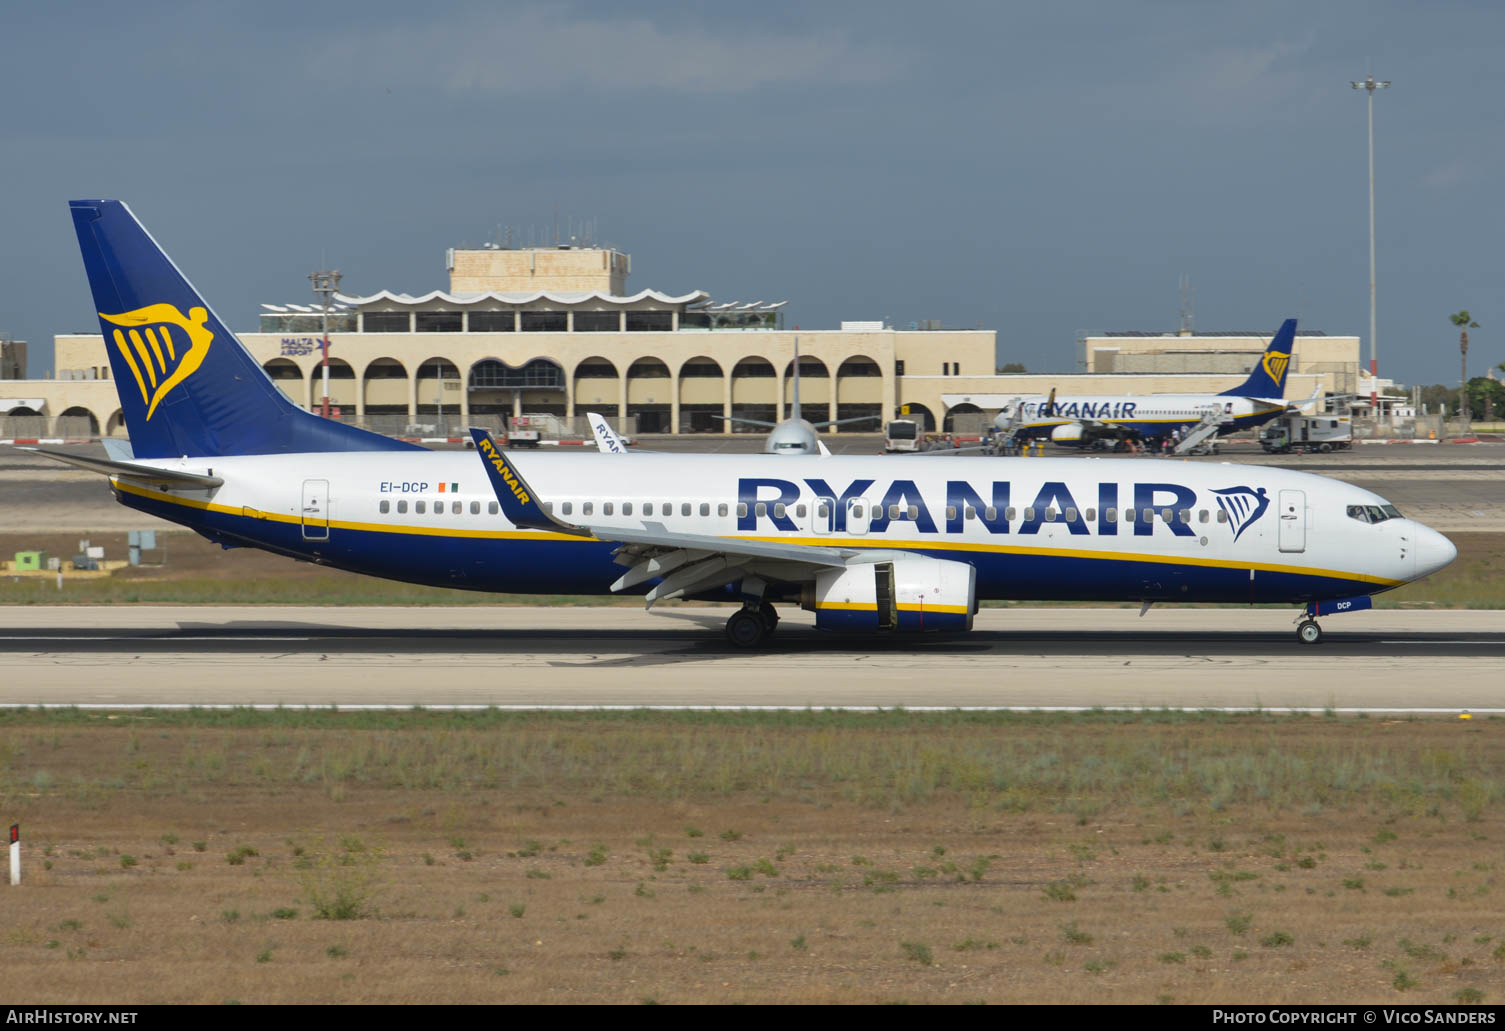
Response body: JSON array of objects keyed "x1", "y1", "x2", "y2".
[{"x1": 328, "y1": 289, "x2": 708, "y2": 309}]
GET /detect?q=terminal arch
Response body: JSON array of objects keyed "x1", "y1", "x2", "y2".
[
  {"x1": 678, "y1": 356, "x2": 725, "y2": 433},
  {"x1": 361, "y1": 357, "x2": 408, "y2": 417},
  {"x1": 105, "y1": 409, "x2": 126, "y2": 437},
  {"x1": 467, "y1": 358, "x2": 566, "y2": 420},
  {"x1": 262, "y1": 358, "x2": 304, "y2": 404},
  {"x1": 835, "y1": 355, "x2": 884, "y2": 428},
  {"x1": 572, "y1": 356, "x2": 620, "y2": 417},
  {"x1": 625, "y1": 358, "x2": 672, "y2": 433},
  {"x1": 59, "y1": 406, "x2": 100, "y2": 437},
  {"x1": 942, "y1": 402, "x2": 984, "y2": 434},
  {"x1": 309, "y1": 357, "x2": 357, "y2": 409},
  {"x1": 900, "y1": 402, "x2": 936, "y2": 433},
  {"x1": 729, "y1": 357, "x2": 777, "y2": 429},
  {"x1": 782, "y1": 356, "x2": 830, "y2": 407}
]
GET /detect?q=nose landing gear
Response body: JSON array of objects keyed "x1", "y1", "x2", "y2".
[{"x1": 1296, "y1": 619, "x2": 1322, "y2": 645}]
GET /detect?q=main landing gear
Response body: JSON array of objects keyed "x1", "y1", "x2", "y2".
[
  {"x1": 725, "y1": 602, "x2": 779, "y2": 648},
  {"x1": 1296, "y1": 619, "x2": 1323, "y2": 645}
]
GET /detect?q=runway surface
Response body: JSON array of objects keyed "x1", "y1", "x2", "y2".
[{"x1": 1, "y1": 605, "x2": 1500, "y2": 711}]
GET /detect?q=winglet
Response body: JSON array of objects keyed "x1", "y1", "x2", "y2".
[
  {"x1": 469, "y1": 428, "x2": 589, "y2": 535},
  {"x1": 586, "y1": 411, "x2": 628, "y2": 454}
]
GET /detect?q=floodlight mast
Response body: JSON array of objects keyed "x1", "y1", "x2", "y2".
[
  {"x1": 309, "y1": 269, "x2": 342, "y2": 420},
  {"x1": 1352, "y1": 73, "x2": 1389, "y2": 421}
]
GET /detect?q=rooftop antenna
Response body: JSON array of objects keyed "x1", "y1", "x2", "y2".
[{"x1": 1178, "y1": 275, "x2": 1195, "y2": 335}]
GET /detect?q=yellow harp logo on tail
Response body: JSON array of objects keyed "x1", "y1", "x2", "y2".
[
  {"x1": 99, "y1": 304, "x2": 214, "y2": 420},
  {"x1": 1261, "y1": 351, "x2": 1291, "y2": 386}
]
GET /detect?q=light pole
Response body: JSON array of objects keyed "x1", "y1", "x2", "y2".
[
  {"x1": 309, "y1": 269, "x2": 342, "y2": 419},
  {"x1": 1352, "y1": 72, "x2": 1389, "y2": 422}
]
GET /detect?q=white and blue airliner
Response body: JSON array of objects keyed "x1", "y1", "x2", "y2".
[{"x1": 33, "y1": 200, "x2": 1456, "y2": 647}]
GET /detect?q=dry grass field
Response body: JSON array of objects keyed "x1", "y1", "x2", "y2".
[{"x1": 1, "y1": 709, "x2": 1501, "y2": 1005}]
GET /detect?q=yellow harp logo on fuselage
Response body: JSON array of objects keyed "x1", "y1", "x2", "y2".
[
  {"x1": 1261, "y1": 351, "x2": 1290, "y2": 386},
  {"x1": 99, "y1": 303, "x2": 214, "y2": 420}
]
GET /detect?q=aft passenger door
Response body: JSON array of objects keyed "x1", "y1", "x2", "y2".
[
  {"x1": 302, "y1": 479, "x2": 330, "y2": 541},
  {"x1": 1277, "y1": 489, "x2": 1305, "y2": 553}
]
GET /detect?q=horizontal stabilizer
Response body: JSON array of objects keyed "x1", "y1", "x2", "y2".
[{"x1": 18, "y1": 446, "x2": 223, "y2": 487}]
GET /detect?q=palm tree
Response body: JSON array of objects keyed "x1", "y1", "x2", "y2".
[{"x1": 1451, "y1": 311, "x2": 1479, "y2": 432}]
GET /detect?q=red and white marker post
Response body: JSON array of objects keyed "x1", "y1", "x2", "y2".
[{"x1": 9, "y1": 824, "x2": 17, "y2": 886}]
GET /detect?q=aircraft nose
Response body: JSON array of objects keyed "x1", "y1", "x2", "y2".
[{"x1": 1412, "y1": 524, "x2": 1458, "y2": 579}]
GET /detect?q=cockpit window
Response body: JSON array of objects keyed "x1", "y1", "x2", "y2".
[{"x1": 1348, "y1": 504, "x2": 1403, "y2": 524}]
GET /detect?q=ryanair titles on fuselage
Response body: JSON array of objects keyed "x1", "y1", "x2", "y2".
[
  {"x1": 737, "y1": 476, "x2": 1269, "y2": 540},
  {"x1": 1020, "y1": 400, "x2": 1141, "y2": 421}
]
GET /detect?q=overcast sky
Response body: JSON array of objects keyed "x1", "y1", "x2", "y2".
[{"x1": 3, "y1": 0, "x2": 1500, "y2": 387}]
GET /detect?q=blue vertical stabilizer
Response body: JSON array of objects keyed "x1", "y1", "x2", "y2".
[
  {"x1": 1219, "y1": 319, "x2": 1297, "y2": 398},
  {"x1": 70, "y1": 199, "x2": 420, "y2": 457}
]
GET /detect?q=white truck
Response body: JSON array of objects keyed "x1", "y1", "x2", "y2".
[{"x1": 1259, "y1": 414, "x2": 1352, "y2": 454}]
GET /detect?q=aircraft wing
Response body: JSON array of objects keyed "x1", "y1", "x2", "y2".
[
  {"x1": 712, "y1": 414, "x2": 777, "y2": 429},
  {"x1": 470, "y1": 428, "x2": 853, "y2": 604},
  {"x1": 808, "y1": 415, "x2": 882, "y2": 430},
  {"x1": 16, "y1": 446, "x2": 224, "y2": 488}
]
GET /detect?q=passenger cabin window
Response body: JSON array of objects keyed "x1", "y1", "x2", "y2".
[
  {"x1": 700, "y1": 503, "x2": 710, "y2": 517},
  {"x1": 756, "y1": 503, "x2": 767, "y2": 518},
  {"x1": 643, "y1": 503, "x2": 653, "y2": 516},
  {"x1": 774, "y1": 503, "x2": 786, "y2": 519},
  {"x1": 379, "y1": 500, "x2": 390, "y2": 514},
  {"x1": 471, "y1": 501, "x2": 480, "y2": 514},
  {"x1": 719, "y1": 503, "x2": 729, "y2": 517},
  {"x1": 889, "y1": 504, "x2": 900, "y2": 520},
  {"x1": 397, "y1": 500, "x2": 408, "y2": 514},
  {"x1": 488, "y1": 502, "x2": 499, "y2": 515},
  {"x1": 603, "y1": 502, "x2": 614, "y2": 516},
  {"x1": 416, "y1": 500, "x2": 426, "y2": 514},
  {"x1": 561, "y1": 502, "x2": 572, "y2": 516},
  {"x1": 1024, "y1": 507, "x2": 1035, "y2": 521},
  {"x1": 946, "y1": 506, "x2": 958, "y2": 521},
  {"x1": 796, "y1": 504, "x2": 807, "y2": 519},
  {"x1": 1178, "y1": 509, "x2": 1190, "y2": 524},
  {"x1": 1216, "y1": 509, "x2": 1227, "y2": 523},
  {"x1": 582, "y1": 502, "x2": 593, "y2": 516},
  {"x1": 908, "y1": 505, "x2": 919, "y2": 520},
  {"x1": 736, "y1": 503, "x2": 747, "y2": 517},
  {"x1": 622, "y1": 502, "x2": 633, "y2": 515},
  {"x1": 453, "y1": 501, "x2": 461, "y2": 514},
  {"x1": 1198, "y1": 510, "x2": 1209, "y2": 523},
  {"x1": 681, "y1": 503, "x2": 691, "y2": 517},
  {"x1": 965, "y1": 507, "x2": 976, "y2": 520}
]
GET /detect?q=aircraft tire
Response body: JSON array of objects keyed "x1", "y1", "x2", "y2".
[
  {"x1": 1296, "y1": 620, "x2": 1322, "y2": 645},
  {"x1": 726, "y1": 609, "x2": 768, "y2": 648},
  {"x1": 758, "y1": 602, "x2": 780, "y2": 634}
]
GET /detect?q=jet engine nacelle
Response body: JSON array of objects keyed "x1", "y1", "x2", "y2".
[
  {"x1": 801, "y1": 555, "x2": 976, "y2": 633},
  {"x1": 1050, "y1": 422, "x2": 1085, "y2": 443}
]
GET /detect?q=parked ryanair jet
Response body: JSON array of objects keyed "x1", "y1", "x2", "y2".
[
  {"x1": 995, "y1": 321, "x2": 1301, "y2": 451},
  {"x1": 36, "y1": 200, "x2": 1456, "y2": 648}
]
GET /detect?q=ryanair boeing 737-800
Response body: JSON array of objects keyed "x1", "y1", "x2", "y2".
[
  {"x1": 995, "y1": 321, "x2": 1303, "y2": 450},
  {"x1": 33, "y1": 200, "x2": 1456, "y2": 647}
]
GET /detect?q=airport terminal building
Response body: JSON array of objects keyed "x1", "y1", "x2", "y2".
[{"x1": 14, "y1": 241, "x2": 1359, "y2": 440}]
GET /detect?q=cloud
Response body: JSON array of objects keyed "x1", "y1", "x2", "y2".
[
  {"x1": 318, "y1": 8, "x2": 900, "y2": 95},
  {"x1": 1087, "y1": 34, "x2": 1322, "y2": 128},
  {"x1": 1422, "y1": 160, "x2": 1480, "y2": 189}
]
